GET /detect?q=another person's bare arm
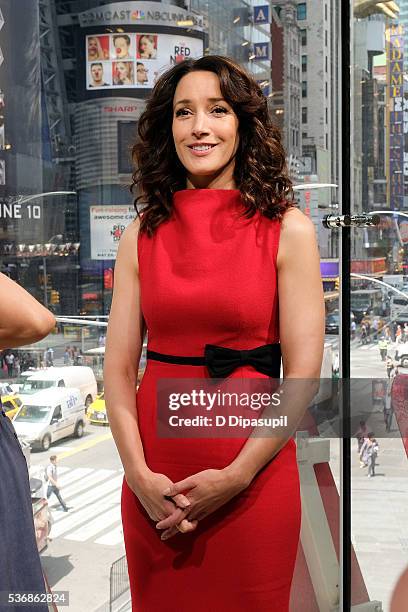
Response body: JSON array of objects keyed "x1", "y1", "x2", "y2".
[{"x1": 0, "y1": 273, "x2": 56, "y2": 349}]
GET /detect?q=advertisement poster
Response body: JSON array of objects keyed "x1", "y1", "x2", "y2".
[
  {"x1": 86, "y1": 32, "x2": 203, "y2": 91},
  {"x1": 90, "y1": 205, "x2": 136, "y2": 260}
]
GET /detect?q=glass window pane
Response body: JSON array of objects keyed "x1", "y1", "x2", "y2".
[
  {"x1": 351, "y1": 1, "x2": 408, "y2": 608},
  {"x1": 297, "y1": 3, "x2": 307, "y2": 21}
]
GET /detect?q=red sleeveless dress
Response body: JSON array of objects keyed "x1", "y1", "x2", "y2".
[{"x1": 121, "y1": 189, "x2": 301, "y2": 611}]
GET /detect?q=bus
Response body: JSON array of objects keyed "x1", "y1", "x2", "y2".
[
  {"x1": 390, "y1": 295, "x2": 408, "y2": 321},
  {"x1": 350, "y1": 289, "x2": 384, "y2": 323}
]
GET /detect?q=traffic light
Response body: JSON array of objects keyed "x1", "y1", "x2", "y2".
[
  {"x1": 50, "y1": 289, "x2": 60, "y2": 304},
  {"x1": 334, "y1": 277, "x2": 339, "y2": 291}
]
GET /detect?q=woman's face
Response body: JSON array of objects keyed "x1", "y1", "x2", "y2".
[
  {"x1": 140, "y1": 36, "x2": 154, "y2": 56},
  {"x1": 115, "y1": 37, "x2": 129, "y2": 58},
  {"x1": 137, "y1": 64, "x2": 148, "y2": 84},
  {"x1": 88, "y1": 38, "x2": 98, "y2": 56},
  {"x1": 172, "y1": 71, "x2": 239, "y2": 187},
  {"x1": 117, "y1": 62, "x2": 128, "y2": 79}
]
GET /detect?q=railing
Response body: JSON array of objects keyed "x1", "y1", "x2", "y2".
[{"x1": 109, "y1": 555, "x2": 130, "y2": 612}]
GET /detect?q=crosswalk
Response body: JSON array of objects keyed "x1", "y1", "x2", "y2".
[
  {"x1": 354, "y1": 342, "x2": 383, "y2": 351},
  {"x1": 44, "y1": 466, "x2": 125, "y2": 547}
]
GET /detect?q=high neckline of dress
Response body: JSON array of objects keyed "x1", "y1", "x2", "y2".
[{"x1": 172, "y1": 188, "x2": 242, "y2": 210}]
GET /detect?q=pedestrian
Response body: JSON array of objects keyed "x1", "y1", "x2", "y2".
[
  {"x1": 0, "y1": 271, "x2": 55, "y2": 611},
  {"x1": 390, "y1": 365, "x2": 399, "y2": 382},
  {"x1": 45, "y1": 455, "x2": 69, "y2": 512},
  {"x1": 384, "y1": 386, "x2": 394, "y2": 433},
  {"x1": 365, "y1": 320, "x2": 371, "y2": 343},
  {"x1": 361, "y1": 323, "x2": 367, "y2": 345},
  {"x1": 386, "y1": 355, "x2": 394, "y2": 379},
  {"x1": 360, "y1": 433, "x2": 379, "y2": 478},
  {"x1": 355, "y1": 420, "x2": 368, "y2": 454},
  {"x1": 384, "y1": 326, "x2": 392, "y2": 343},
  {"x1": 14, "y1": 355, "x2": 20, "y2": 376},
  {"x1": 44, "y1": 346, "x2": 54, "y2": 368},
  {"x1": 378, "y1": 336, "x2": 388, "y2": 361},
  {"x1": 351, "y1": 319, "x2": 356, "y2": 340},
  {"x1": 396, "y1": 324, "x2": 403, "y2": 344},
  {"x1": 372, "y1": 317, "x2": 379, "y2": 341},
  {"x1": 68, "y1": 345, "x2": 75, "y2": 364},
  {"x1": 5, "y1": 351, "x2": 15, "y2": 376},
  {"x1": 63, "y1": 346, "x2": 70, "y2": 365}
]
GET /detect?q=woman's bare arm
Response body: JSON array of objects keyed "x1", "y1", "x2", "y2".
[
  {"x1": 104, "y1": 219, "x2": 191, "y2": 520},
  {"x1": 103, "y1": 218, "x2": 149, "y2": 480},
  {"x1": 0, "y1": 273, "x2": 56, "y2": 349},
  {"x1": 224, "y1": 208, "x2": 325, "y2": 482}
]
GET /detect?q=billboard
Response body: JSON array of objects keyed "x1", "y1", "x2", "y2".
[
  {"x1": 386, "y1": 22, "x2": 405, "y2": 209},
  {"x1": 79, "y1": 1, "x2": 203, "y2": 30},
  {"x1": 90, "y1": 205, "x2": 136, "y2": 260},
  {"x1": 86, "y1": 32, "x2": 204, "y2": 91}
]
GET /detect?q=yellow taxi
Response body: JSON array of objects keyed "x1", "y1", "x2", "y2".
[
  {"x1": 87, "y1": 392, "x2": 108, "y2": 425},
  {"x1": 86, "y1": 365, "x2": 145, "y2": 426},
  {"x1": 1, "y1": 394, "x2": 23, "y2": 420}
]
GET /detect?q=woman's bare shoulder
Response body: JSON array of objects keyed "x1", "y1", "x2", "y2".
[
  {"x1": 114, "y1": 217, "x2": 142, "y2": 273},
  {"x1": 280, "y1": 206, "x2": 315, "y2": 236},
  {"x1": 277, "y1": 207, "x2": 318, "y2": 268},
  {"x1": 117, "y1": 216, "x2": 141, "y2": 251}
]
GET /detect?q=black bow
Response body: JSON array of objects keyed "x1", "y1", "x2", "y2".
[{"x1": 204, "y1": 343, "x2": 281, "y2": 378}]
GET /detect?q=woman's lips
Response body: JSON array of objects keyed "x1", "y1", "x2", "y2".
[{"x1": 188, "y1": 144, "x2": 218, "y2": 157}]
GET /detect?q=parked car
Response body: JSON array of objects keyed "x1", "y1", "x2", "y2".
[
  {"x1": 20, "y1": 366, "x2": 97, "y2": 410},
  {"x1": 13, "y1": 387, "x2": 86, "y2": 451}
]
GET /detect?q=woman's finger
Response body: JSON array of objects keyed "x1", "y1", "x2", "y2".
[
  {"x1": 162, "y1": 477, "x2": 196, "y2": 497},
  {"x1": 160, "y1": 519, "x2": 198, "y2": 541},
  {"x1": 172, "y1": 493, "x2": 191, "y2": 508},
  {"x1": 155, "y1": 507, "x2": 186, "y2": 530},
  {"x1": 177, "y1": 519, "x2": 198, "y2": 533}
]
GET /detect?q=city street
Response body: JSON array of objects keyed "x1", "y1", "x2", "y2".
[
  {"x1": 30, "y1": 425, "x2": 126, "y2": 612},
  {"x1": 329, "y1": 335, "x2": 408, "y2": 611}
]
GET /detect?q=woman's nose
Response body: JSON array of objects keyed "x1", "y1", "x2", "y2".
[{"x1": 191, "y1": 113, "x2": 210, "y2": 136}]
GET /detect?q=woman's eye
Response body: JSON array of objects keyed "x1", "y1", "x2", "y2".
[
  {"x1": 212, "y1": 106, "x2": 228, "y2": 114},
  {"x1": 175, "y1": 109, "x2": 190, "y2": 117}
]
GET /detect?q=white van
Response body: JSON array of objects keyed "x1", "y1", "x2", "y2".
[
  {"x1": 395, "y1": 342, "x2": 408, "y2": 368},
  {"x1": 13, "y1": 388, "x2": 86, "y2": 451},
  {"x1": 20, "y1": 367, "x2": 97, "y2": 410}
]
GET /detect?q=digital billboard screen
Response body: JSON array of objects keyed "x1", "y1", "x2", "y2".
[{"x1": 86, "y1": 32, "x2": 204, "y2": 91}]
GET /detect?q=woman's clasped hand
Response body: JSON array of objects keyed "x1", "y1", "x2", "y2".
[{"x1": 156, "y1": 468, "x2": 251, "y2": 541}]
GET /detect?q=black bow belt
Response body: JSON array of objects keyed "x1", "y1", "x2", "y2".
[{"x1": 146, "y1": 343, "x2": 281, "y2": 378}]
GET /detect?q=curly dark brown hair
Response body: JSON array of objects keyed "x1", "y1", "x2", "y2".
[{"x1": 131, "y1": 55, "x2": 296, "y2": 236}]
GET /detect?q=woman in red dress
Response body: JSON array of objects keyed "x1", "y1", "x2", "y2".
[{"x1": 104, "y1": 55, "x2": 324, "y2": 611}]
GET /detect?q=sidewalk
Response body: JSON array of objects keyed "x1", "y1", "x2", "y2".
[{"x1": 330, "y1": 407, "x2": 408, "y2": 611}]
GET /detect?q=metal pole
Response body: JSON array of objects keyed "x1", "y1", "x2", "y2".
[
  {"x1": 339, "y1": 0, "x2": 351, "y2": 610},
  {"x1": 43, "y1": 256, "x2": 48, "y2": 308}
]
